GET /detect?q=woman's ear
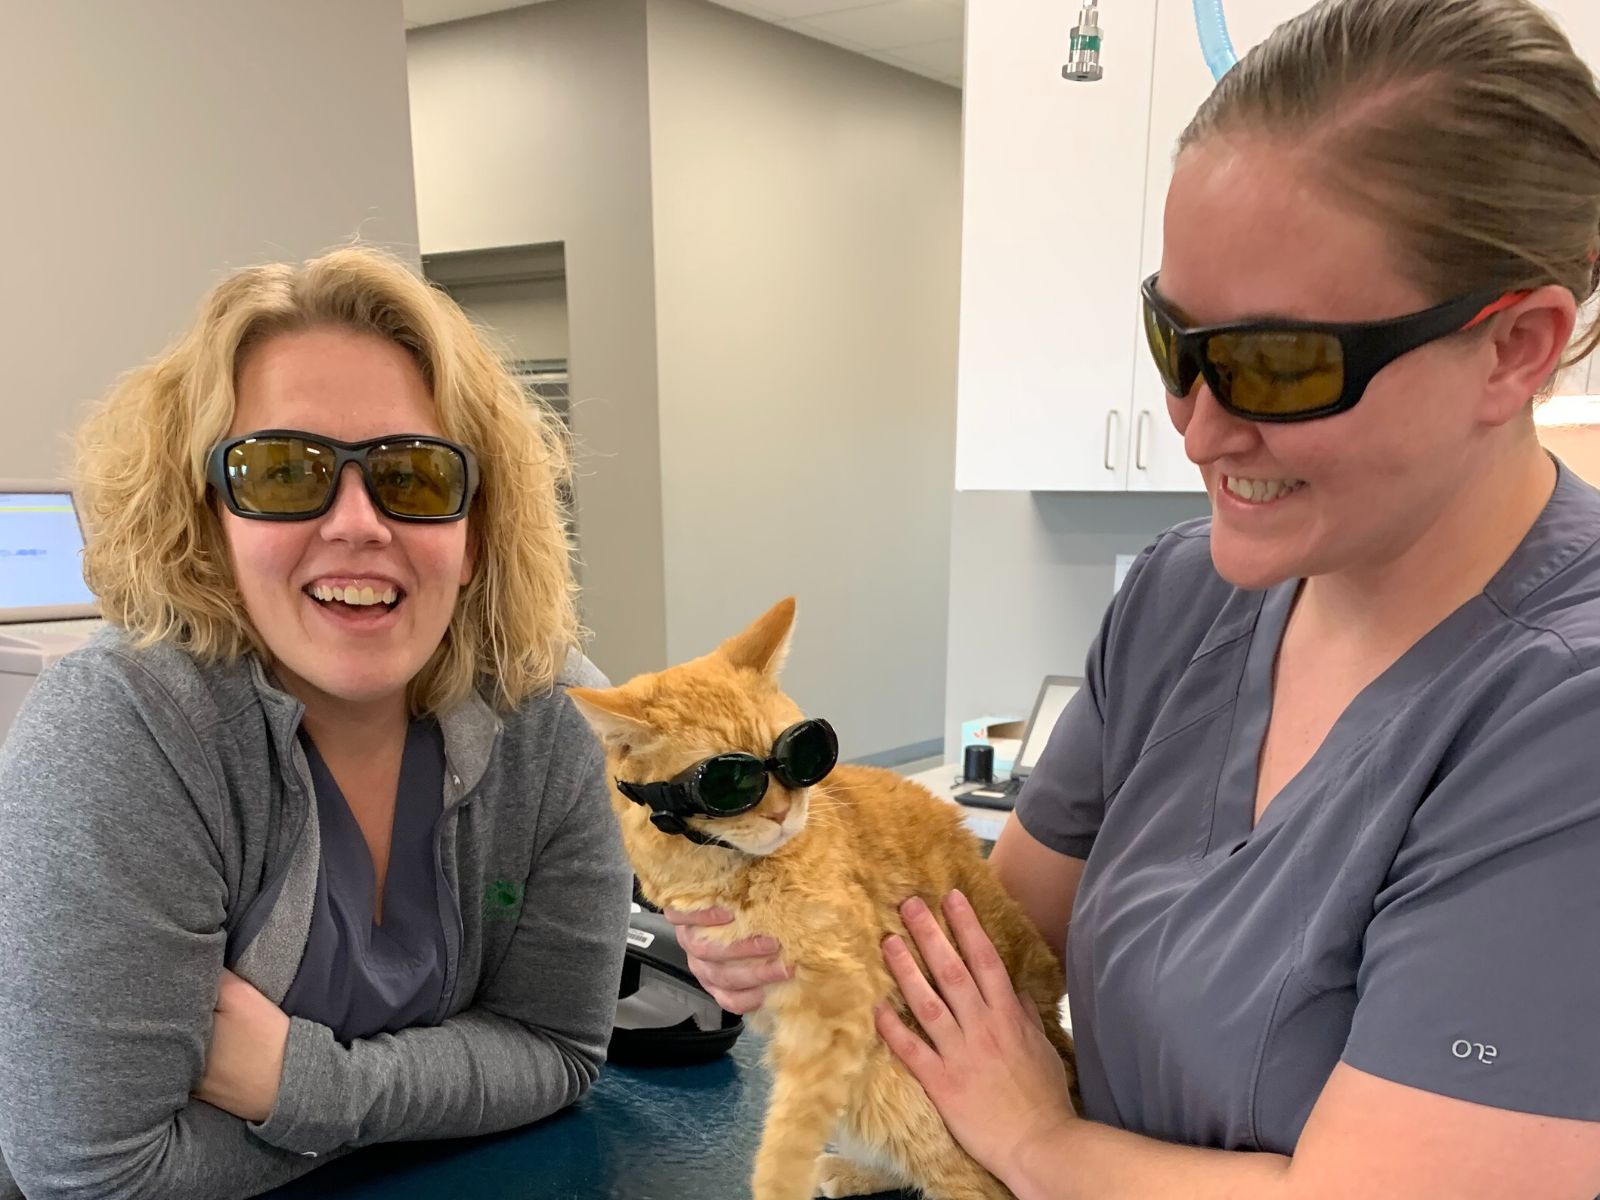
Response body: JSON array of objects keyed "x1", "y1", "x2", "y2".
[{"x1": 1480, "y1": 285, "x2": 1581, "y2": 426}]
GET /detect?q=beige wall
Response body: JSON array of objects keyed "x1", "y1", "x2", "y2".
[
  {"x1": 409, "y1": 0, "x2": 962, "y2": 759},
  {"x1": 0, "y1": 0, "x2": 419, "y2": 479},
  {"x1": 408, "y1": 0, "x2": 669, "y2": 684},
  {"x1": 645, "y1": 0, "x2": 962, "y2": 761},
  {"x1": 942, "y1": 491, "x2": 1208, "y2": 756}
]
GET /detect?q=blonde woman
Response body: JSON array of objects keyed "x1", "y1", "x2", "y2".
[
  {"x1": 679, "y1": 0, "x2": 1600, "y2": 1195},
  {"x1": 0, "y1": 248, "x2": 630, "y2": 1199}
]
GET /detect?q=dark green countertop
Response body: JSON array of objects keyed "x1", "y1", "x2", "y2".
[{"x1": 262, "y1": 1033, "x2": 915, "y2": 1199}]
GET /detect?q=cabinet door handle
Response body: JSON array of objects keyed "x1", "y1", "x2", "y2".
[
  {"x1": 1104, "y1": 410, "x2": 1120, "y2": 471},
  {"x1": 1135, "y1": 410, "x2": 1152, "y2": 471}
]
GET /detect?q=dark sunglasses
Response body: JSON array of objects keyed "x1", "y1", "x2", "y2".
[
  {"x1": 617, "y1": 718, "x2": 839, "y2": 839},
  {"x1": 1140, "y1": 274, "x2": 1529, "y2": 422},
  {"x1": 208, "y1": 430, "x2": 480, "y2": 522}
]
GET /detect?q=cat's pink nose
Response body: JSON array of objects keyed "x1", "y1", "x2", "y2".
[{"x1": 761, "y1": 808, "x2": 790, "y2": 826}]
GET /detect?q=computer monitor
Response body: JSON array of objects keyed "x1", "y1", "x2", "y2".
[
  {"x1": 0, "y1": 482, "x2": 99, "y2": 623},
  {"x1": 1013, "y1": 675, "x2": 1082, "y2": 780}
]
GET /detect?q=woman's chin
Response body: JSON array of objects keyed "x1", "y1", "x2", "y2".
[
  {"x1": 274, "y1": 656, "x2": 418, "y2": 712},
  {"x1": 1208, "y1": 537, "x2": 1302, "y2": 592}
]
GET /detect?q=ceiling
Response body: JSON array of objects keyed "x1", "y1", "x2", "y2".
[{"x1": 401, "y1": 0, "x2": 965, "y2": 88}]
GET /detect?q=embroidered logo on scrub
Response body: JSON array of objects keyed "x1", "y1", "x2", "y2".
[
  {"x1": 1452, "y1": 1039, "x2": 1498, "y2": 1065},
  {"x1": 484, "y1": 879, "x2": 523, "y2": 917}
]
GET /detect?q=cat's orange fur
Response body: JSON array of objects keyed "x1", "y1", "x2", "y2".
[{"x1": 571, "y1": 598, "x2": 1076, "y2": 1200}]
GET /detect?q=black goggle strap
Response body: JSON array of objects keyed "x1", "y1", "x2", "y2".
[{"x1": 615, "y1": 778, "x2": 737, "y2": 849}]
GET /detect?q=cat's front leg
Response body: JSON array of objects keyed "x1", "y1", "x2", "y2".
[
  {"x1": 750, "y1": 988, "x2": 875, "y2": 1200},
  {"x1": 814, "y1": 1151, "x2": 905, "y2": 1198}
]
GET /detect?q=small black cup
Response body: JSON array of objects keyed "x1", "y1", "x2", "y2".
[{"x1": 962, "y1": 743, "x2": 995, "y2": 785}]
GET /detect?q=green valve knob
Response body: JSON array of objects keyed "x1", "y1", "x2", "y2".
[{"x1": 1063, "y1": 5, "x2": 1104, "y2": 82}]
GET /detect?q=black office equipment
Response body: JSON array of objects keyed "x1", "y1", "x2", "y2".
[{"x1": 961, "y1": 674, "x2": 1082, "y2": 810}]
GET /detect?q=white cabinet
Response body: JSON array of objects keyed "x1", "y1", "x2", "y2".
[
  {"x1": 958, "y1": 0, "x2": 1600, "y2": 494},
  {"x1": 954, "y1": 0, "x2": 1161, "y2": 491},
  {"x1": 956, "y1": 0, "x2": 1284, "y2": 494},
  {"x1": 1128, "y1": 0, "x2": 1294, "y2": 492},
  {"x1": 1548, "y1": 0, "x2": 1600, "y2": 406},
  {"x1": 1555, "y1": 0, "x2": 1600, "y2": 399},
  {"x1": 1546, "y1": 0, "x2": 1600, "y2": 88}
]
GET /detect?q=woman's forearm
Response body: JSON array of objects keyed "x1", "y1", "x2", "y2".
[{"x1": 1003, "y1": 1118, "x2": 1293, "y2": 1200}]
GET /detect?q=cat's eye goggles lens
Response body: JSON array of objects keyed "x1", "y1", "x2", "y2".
[
  {"x1": 693, "y1": 754, "x2": 772, "y2": 814},
  {"x1": 207, "y1": 429, "x2": 479, "y2": 522},
  {"x1": 690, "y1": 718, "x2": 840, "y2": 814},
  {"x1": 617, "y1": 718, "x2": 840, "y2": 820},
  {"x1": 768, "y1": 719, "x2": 839, "y2": 789}
]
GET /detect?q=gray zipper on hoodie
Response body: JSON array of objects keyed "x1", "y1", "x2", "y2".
[{"x1": 0, "y1": 631, "x2": 630, "y2": 1200}]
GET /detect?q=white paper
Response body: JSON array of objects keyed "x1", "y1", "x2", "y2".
[{"x1": 1114, "y1": 554, "x2": 1137, "y2": 595}]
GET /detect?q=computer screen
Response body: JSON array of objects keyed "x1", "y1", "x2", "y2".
[
  {"x1": 0, "y1": 491, "x2": 96, "y2": 614},
  {"x1": 1015, "y1": 678, "x2": 1080, "y2": 775}
]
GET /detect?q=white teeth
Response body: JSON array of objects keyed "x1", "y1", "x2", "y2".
[
  {"x1": 1225, "y1": 476, "x2": 1305, "y2": 504},
  {"x1": 309, "y1": 583, "x2": 399, "y2": 607}
]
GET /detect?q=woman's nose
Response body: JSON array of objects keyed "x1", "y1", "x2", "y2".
[
  {"x1": 318, "y1": 464, "x2": 392, "y2": 546},
  {"x1": 1182, "y1": 383, "x2": 1261, "y2": 468}
]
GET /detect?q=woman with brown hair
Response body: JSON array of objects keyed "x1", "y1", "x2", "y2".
[
  {"x1": 0, "y1": 247, "x2": 631, "y2": 1199},
  {"x1": 680, "y1": 1, "x2": 1600, "y2": 1195}
]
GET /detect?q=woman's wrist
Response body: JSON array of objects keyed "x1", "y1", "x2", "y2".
[{"x1": 994, "y1": 1106, "x2": 1082, "y2": 1198}]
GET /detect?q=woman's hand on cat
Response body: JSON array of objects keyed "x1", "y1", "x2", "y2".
[
  {"x1": 876, "y1": 890, "x2": 1077, "y2": 1178},
  {"x1": 194, "y1": 969, "x2": 291, "y2": 1123},
  {"x1": 665, "y1": 906, "x2": 794, "y2": 1014}
]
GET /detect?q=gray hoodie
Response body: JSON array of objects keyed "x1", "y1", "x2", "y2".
[{"x1": 0, "y1": 631, "x2": 630, "y2": 1200}]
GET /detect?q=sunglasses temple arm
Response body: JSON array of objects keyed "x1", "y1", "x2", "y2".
[{"x1": 1462, "y1": 290, "x2": 1533, "y2": 331}]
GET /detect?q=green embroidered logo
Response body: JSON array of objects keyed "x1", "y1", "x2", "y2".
[{"x1": 484, "y1": 879, "x2": 523, "y2": 916}]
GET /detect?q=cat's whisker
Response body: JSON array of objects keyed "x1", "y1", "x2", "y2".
[
  {"x1": 801, "y1": 809, "x2": 848, "y2": 831},
  {"x1": 817, "y1": 781, "x2": 880, "y2": 798}
]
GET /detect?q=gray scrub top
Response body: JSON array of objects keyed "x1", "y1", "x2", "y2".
[
  {"x1": 279, "y1": 720, "x2": 451, "y2": 1043},
  {"x1": 1017, "y1": 459, "x2": 1600, "y2": 1153}
]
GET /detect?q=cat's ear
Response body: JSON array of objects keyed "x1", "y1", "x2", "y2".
[
  {"x1": 568, "y1": 687, "x2": 651, "y2": 754},
  {"x1": 718, "y1": 597, "x2": 797, "y2": 679}
]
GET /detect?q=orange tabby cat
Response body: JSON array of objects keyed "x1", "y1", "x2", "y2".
[{"x1": 570, "y1": 598, "x2": 1076, "y2": 1200}]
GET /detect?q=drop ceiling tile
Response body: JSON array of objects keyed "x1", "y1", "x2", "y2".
[
  {"x1": 790, "y1": 0, "x2": 962, "y2": 51},
  {"x1": 703, "y1": 0, "x2": 783, "y2": 18},
  {"x1": 863, "y1": 48, "x2": 953, "y2": 85},
  {"x1": 403, "y1": 0, "x2": 551, "y2": 28},
  {"x1": 749, "y1": 0, "x2": 897, "y2": 19},
  {"x1": 880, "y1": 35, "x2": 962, "y2": 77}
]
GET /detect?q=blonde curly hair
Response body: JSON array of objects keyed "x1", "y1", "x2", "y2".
[{"x1": 75, "y1": 246, "x2": 580, "y2": 715}]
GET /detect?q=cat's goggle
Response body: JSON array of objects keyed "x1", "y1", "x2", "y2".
[{"x1": 616, "y1": 718, "x2": 838, "y2": 842}]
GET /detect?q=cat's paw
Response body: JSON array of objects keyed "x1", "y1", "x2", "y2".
[{"x1": 815, "y1": 1152, "x2": 901, "y2": 1198}]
